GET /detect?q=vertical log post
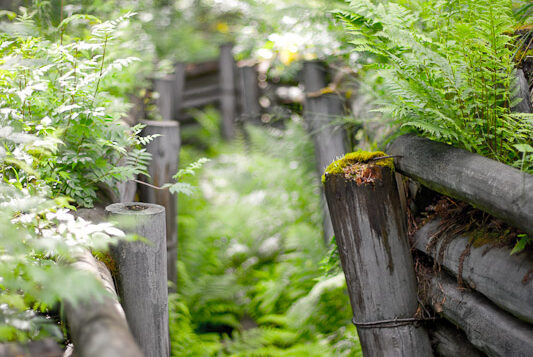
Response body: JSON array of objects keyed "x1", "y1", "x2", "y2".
[
  {"x1": 154, "y1": 75, "x2": 176, "y2": 121},
  {"x1": 323, "y1": 152, "x2": 433, "y2": 356},
  {"x1": 303, "y1": 60, "x2": 347, "y2": 243},
  {"x1": 238, "y1": 64, "x2": 261, "y2": 124},
  {"x1": 105, "y1": 202, "x2": 169, "y2": 357},
  {"x1": 138, "y1": 120, "x2": 180, "y2": 291},
  {"x1": 174, "y1": 62, "x2": 187, "y2": 121},
  {"x1": 219, "y1": 43, "x2": 237, "y2": 140}
]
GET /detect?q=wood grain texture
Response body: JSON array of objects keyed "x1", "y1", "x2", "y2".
[
  {"x1": 64, "y1": 250, "x2": 143, "y2": 357},
  {"x1": 426, "y1": 272, "x2": 533, "y2": 357},
  {"x1": 414, "y1": 219, "x2": 533, "y2": 324},
  {"x1": 106, "y1": 202, "x2": 169, "y2": 357},
  {"x1": 388, "y1": 134, "x2": 533, "y2": 235},
  {"x1": 139, "y1": 120, "x2": 180, "y2": 290},
  {"x1": 219, "y1": 44, "x2": 237, "y2": 140},
  {"x1": 429, "y1": 322, "x2": 485, "y2": 357},
  {"x1": 303, "y1": 61, "x2": 347, "y2": 243},
  {"x1": 324, "y1": 167, "x2": 433, "y2": 356}
]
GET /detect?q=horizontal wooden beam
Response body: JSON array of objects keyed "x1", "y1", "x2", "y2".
[
  {"x1": 426, "y1": 271, "x2": 533, "y2": 357},
  {"x1": 388, "y1": 134, "x2": 533, "y2": 234},
  {"x1": 429, "y1": 322, "x2": 484, "y2": 357},
  {"x1": 185, "y1": 60, "x2": 219, "y2": 78},
  {"x1": 415, "y1": 219, "x2": 533, "y2": 324}
]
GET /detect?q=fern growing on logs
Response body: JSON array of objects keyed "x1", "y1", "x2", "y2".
[{"x1": 336, "y1": 0, "x2": 533, "y2": 173}]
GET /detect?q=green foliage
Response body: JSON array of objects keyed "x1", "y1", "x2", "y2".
[
  {"x1": 172, "y1": 117, "x2": 362, "y2": 356},
  {"x1": 336, "y1": 0, "x2": 533, "y2": 173}
]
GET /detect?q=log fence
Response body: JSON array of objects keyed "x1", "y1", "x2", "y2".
[{"x1": 324, "y1": 135, "x2": 533, "y2": 356}]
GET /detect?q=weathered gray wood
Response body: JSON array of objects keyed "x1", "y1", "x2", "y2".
[
  {"x1": 116, "y1": 179, "x2": 137, "y2": 203},
  {"x1": 182, "y1": 93, "x2": 221, "y2": 109},
  {"x1": 106, "y1": 202, "x2": 169, "y2": 357},
  {"x1": 0, "y1": 339, "x2": 63, "y2": 357},
  {"x1": 426, "y1": 272, "x2": 533, "y2": 357},
  {"x1": 303, "y1": 61, "x2": 348, "y2": 243},
  {"x1": 238, "y1": 65, "x2": 261, "y2": 123},
  {"x1": 324, "y1": 163, "x2": 433, "y2": 356},
  {"x1": 139, "y1": 120, "x2": 180, "y2": 291},
  {"x1": 174, "y1": 62, "x2": 186, "y2": 121},
  {"x1": 219, "y1": 44, "x2": 237, "y2": 140},
  {"x1": 430, "y1": 322, "x2": 485, "y2": 357},
  {"x1": 154, "y1": 76, "x2": 176, "y2": 121},
  {"x1": 414, "y1": 219, "x2": 533, "y2": 324},
  {"x1": 186, "y1": 60, "x2": 219, "y2": 78},
  {"x1": 64, "y1": 249, "x2": 143, "y2": 357},
  {"x1": 512, "y1": 69, "x2": 532, "y2": 113},
  {"x1": 388, "y1": 134, "x2": 533, "y2": 235}
]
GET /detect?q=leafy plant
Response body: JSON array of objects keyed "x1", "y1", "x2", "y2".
[{"x1": 336, "y1": 0, "x2": 533, "y2": 173}]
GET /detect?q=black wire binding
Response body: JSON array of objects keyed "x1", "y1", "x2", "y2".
[{"x1": 352, "y1": 316, "x2": 438, "y2": 329}]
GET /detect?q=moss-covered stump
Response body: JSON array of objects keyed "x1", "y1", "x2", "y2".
[{"x1": 323, "y1": 151, "x2": 433, "y2": 357}]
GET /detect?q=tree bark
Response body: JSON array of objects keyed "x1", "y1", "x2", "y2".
[
  {"x1": 106, "y1": 202, "x2": 169, "y2": 357},
  {"x1": 413, "y1": 219, "x2": 533, "y2": 324},
  {"x1": 139, "y1": 120, "x2": 180, "y2": 291},
  {"x1": 324, "y1": 164, "x2": 433, "y2": 356},
  {"x1": 388, "y1": 134, "x2": 533, "y2": 235}
]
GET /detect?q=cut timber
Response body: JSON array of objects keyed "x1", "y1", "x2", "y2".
[
  {"x1": 139, "y1": 120, "x2": 180, "y2": 291},
  {"x1": 303, "y1": 61, "x2": 347, "y2": 243},
  {"x1": 106, "y1": 202, "x2": 169, "y2": 357},
  {"x1": 0, "y1": 339, "x2": 63, "y2": 357},
  {"x1": 324, "y1": 158, "x2": 433, "y2": 356},
  {"x1": 429, "y1": 322, "x2": 485, "y2": 357},
  {"x1": 414, "y1": 219, "x2": 533, "y2": 324},
  {"x1": 426, "y1": 272, "x2": 533, "y2": 357},
  {"x1": 219, "y1": 44, "x2": 237, "y2": 140},
  {"x1": 388, "y1": 134, "x2": 533, "y2": 235},
  {"x1": 64, "y1": 249, "x2": 143, "y2": 357}
]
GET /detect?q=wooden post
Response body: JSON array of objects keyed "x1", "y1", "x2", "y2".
[
  {"x1": 138, "y1": 120, "x2": 180, "y2": 291},
  {"x1": 64, "y1": 250, "x2": 143, "y2": 357},
  {"x1": 105, "y1": 202, "x2": 169, "y2": 357},
  {"x1": 238, "y1": 65, "x2": 261, "y2": 124},
  {"x1": 303, "y1": 60, "x2": 347, "y2": 243},
  {"x1": 219, "y1": 43, "x2": 237, "y2": 140},
  {"x1": 154, "y1": 76, "x2": 176, "y2": 121},
  {"x1": 512, "y1": 69, "x2": 532, "y2": 113},
  {"x1": 323, "y1": 153, "x2": 433, "y2": 356},
  {"x1": 174, "y1": 62, "x2": 186, "y2": 121}
]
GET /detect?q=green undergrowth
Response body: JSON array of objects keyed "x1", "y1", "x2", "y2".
[{"x1": 170, "y1": 115, "x2": 362, "y2": 356}]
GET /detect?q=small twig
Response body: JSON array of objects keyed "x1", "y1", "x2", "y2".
[
  {"x1": 368, "y1": 155, "x2": 403, "y2": 161},
  {"x1": 133, "y1": 179, "x2": 168, "y2": 191}
]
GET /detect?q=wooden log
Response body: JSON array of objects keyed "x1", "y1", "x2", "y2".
[
  {"x1": 0, "y1": 339, "x2": 63, "y2": 357},
  {"x1": 219, "y1": 44, "x2": 237, "y2": 140},
  {"x1": 183, "y1": 83, "x2": 220, "y2": 98},
  {"x1": 64, "y1": 249, "x2": 143, "y2": 357},
  {"x1": 324, "y1": 156, "x2": 433, "y2": 356},
  {"x1": 154, "y1": 76, "x2": 176, "y2": 121},
  {"x1": 238, "y1": 65, "x2": 261, "y2": 123},
  {"x1": 387, "y1": 134, "x2": 533, "y2": 235},
  {"x1": 414, "y1": 219, "x2": 533, "y2": 324},
  {"x1": 138, "y1": 120, "x2": 180, "y2": 291},
  {"x1": 429, "y1": 322, "x2": 486, "y2": 357},
  {"x1": 426, "y1": 271, "x2": 533, "y2": 357},
  {"x1": 106, "y1": 202, "x2": 169, "y2": 357},
  {"x1": 512, "y1": 69, "x2": 532, "y2": 113},
  {"x1": 186, "y1": 60, "x2": 219, "y2": 78},
  {"x1": 303, "y1": 60, "x2": 348, "y2": 243},
  {"x1": 182, "y1": 93, "x2": 221, "y2": 109},
  {"x1": 174, "y1": 62, "x2": 186, "y2": 121}
]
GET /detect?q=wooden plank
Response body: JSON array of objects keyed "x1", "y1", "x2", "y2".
[
  {"x1": 106, "y1": 202, "x2": 169, "y2": 357},
  {"x1": 219, "y1": 44, "x2": 237, "y2": 140},
  {"x1": 186, "y1": 60, "x2": 219, "y2": 78},
  {"x1": 387, "y1": 134, "x2": 533, "y2": 235},
  {"x1": 414, "y1": 219, "x2": 533, "y2": 324},
  {"x1": 238, "y1": 65, "x2": 261, "y2": 123},
  {"x1": 426, "y1": 271, "x2": 533, "y2": 357},
  {"x1": 429, "y1": 322, "x2": 485, "y2": 357},
  {"x1": 138, "y1": 120, "x2": 180, "y2": 291},
  {"x1": 303, "y1": 61, "x2": 347, "y2": 243},
  {"x1": 64, "y1": 249, "x2": 143, "y2": 357},
  {"x1": 324, "y1": 161, "x2": 433, "y2": 356}
]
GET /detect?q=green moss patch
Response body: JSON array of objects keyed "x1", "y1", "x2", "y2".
[{"x1": 321, "y1": 150, "x2": 394, "y2": 183}]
